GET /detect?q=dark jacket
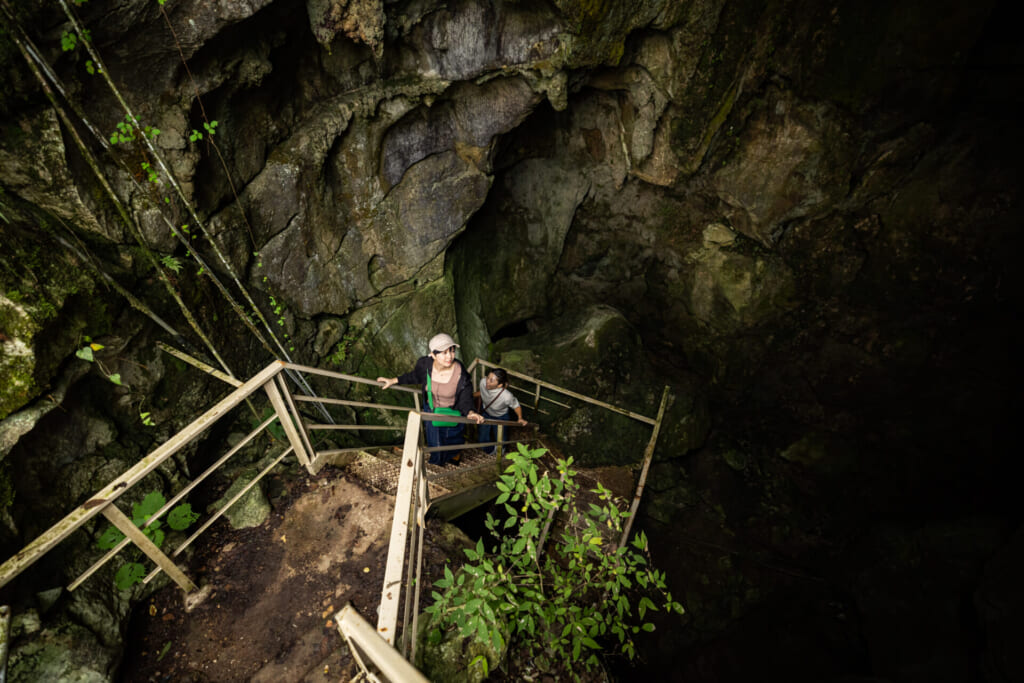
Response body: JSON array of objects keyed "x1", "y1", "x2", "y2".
[{"x1": 397, "y1": 356, "x2": 475, "y2": 416}]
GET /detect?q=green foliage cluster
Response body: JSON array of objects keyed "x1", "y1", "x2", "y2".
[
  {"x1": 109, "y1": 114, "x2": 159, "y2": 146},
  {"x1": 425, "y1": 444, "x2": 684, "y2": 680},
  {"x1": 326, "y1": 329, "x2": 360, "y2": 367},
  {"x1": 96, "y1": 491, "x2": 198, "y2": 590}
]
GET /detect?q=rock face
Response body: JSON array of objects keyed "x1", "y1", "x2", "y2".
[{"x1": 1, "y1": 0, "x2": 1022, "y2": 680}]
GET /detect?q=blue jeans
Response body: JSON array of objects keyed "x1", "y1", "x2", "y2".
[
  {"x1": 478, "y1": 410, "x2": 511, "y2": 454},
  {"x1": 424, "y1": 420, "x2": 465, "y2": 465}
]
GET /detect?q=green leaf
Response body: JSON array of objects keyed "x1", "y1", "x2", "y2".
[
  {"x1": 469, "y1": 655, "x2": 489, "y2": 677},
  {"x1": 96, "y1": 525, "x2": 125, "y2": 550},
  {"x1": 114, "y1": 562, "x2": 146, "y2": 590},
  {"x1": 160, "y1": 255, "x2": 182, "y2": 273},
  {"x1": 132, "y1": 491, "x2": 166, "y2": 526},
  {"x1": 167, "y1": 503, "x2": 198, "y2": 530},
  {"x1": 146, "y1": 527, "x2": 165, "y2": 548},
  {"x1": 642, "y1": 622, "x2": 656, "y2": 632},
  {"x1": 108, "y1": 373, "x2": 123, "y2": 386},
  {"x1": 76, "y1": 347, "x2": 94, "y2": 362}
]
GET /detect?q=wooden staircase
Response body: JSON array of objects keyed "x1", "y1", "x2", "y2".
[{"x1": 343, "y1": 446, "x2": 507, "y2": 521}]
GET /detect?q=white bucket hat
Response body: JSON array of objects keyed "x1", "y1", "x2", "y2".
[{"x1": 428, "y1": 333, "x2": 459, "y2": 353}]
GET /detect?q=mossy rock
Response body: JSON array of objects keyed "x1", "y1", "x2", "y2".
[{"x1": 208, "y1": 471, "x2": 270, "y2": 529}]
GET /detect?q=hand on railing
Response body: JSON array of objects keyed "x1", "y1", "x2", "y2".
[
  {"x1": 376, "y1": 376, "x2": 398, "y2": 389},
  {"x1": 467, "y1": 410, "x2": 485, "y2": 425}
]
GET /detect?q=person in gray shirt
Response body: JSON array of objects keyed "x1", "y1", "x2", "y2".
[{"x1": 476, "y1": 368, "x2": 528, "y2": 454}]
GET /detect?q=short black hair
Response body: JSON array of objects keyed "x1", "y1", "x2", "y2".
[{"x1": 489, "y1": 368, "x2": 509, "y2": 386}]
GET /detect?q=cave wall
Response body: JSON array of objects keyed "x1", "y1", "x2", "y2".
[{"x1": 1, "y1": 0, "x2": 1023, "y2": 680}]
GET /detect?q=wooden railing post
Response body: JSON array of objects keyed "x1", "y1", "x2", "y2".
[
  {"x1": 263, "y1": 370, "x2": 315, "y2": 474},
  {"x1": 101, "y1": 505, "x2": 197, "y2": 593},
  {"x1": 377, "y1": 411, "x2": 422, "y2": 644},
  {"x1": 618, "y1": 386, "x2": 671, "y2": 549}
]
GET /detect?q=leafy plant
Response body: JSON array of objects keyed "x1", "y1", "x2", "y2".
[
  {"x1": 189, "y1": 120, "x2": 218, "y2": 142},
  {"x1": 60, "y1": 31, "x2": 78, "y2": 52},
  {"x1": 160, "y1": 254, "x2": 182, "y2": 273},
  {"x1": 76, "y1": 338, "x2": 124, "y2": 387},
  {"x1": 424, "y1": 444, "x2": 684, "y2": 679},
  {"x1": 326, "y1": 329, "x2": 360, "y2": 366},
  {"x1": 109, "y1": 115, "x2": 159, "y2": 146},
  {"x1": 96, "y1": 491, "x2": 199, "y2": 591}
]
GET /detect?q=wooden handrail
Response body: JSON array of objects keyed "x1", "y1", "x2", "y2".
[
  {"x1": 0, "y1": 362, "x2": 285, "y2": 591},
  {"x1": 472, "y1": 359, "x2": 657, "y2": 425},
  {"x1": 336, "y1": 604, "x2": 428, "y2": 682},
  {"x1": 281, "y1": 362, "x2": 420, "y2": 394}
]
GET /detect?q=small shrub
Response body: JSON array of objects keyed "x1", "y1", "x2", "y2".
[{"x1": 425, "y1": 444, "x2": 684, "y2": 680}]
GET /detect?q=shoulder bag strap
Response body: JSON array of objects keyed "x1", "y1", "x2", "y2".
[
  {"x1": 484, "y1": 387, "x2": 506, "y2": 413},
  {"x1": 426, "y1": 374, "x2": 436, "y2": 411}
]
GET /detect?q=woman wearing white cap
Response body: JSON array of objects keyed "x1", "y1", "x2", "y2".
[{"x1": 377, "y1": 333, "x2": 484, "y2": 465}]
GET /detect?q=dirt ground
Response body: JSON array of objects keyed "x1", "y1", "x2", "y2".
[
  {"x1": 119, "y1": 464, "x2": 459, "y2": 683},
  {"x1": 117, "y1": 443, "x2": 638, "y2": 683}
]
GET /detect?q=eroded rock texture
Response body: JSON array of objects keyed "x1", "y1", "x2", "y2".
[{"x1": 1, "y1": 0, "x2": 1022, "y2": 680}]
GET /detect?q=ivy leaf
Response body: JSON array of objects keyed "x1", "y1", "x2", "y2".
[
  {"x1": 96, "y1": 525, "x2": 125, "y2": 550},
  {"x1": 107, "y1": 373, "x2": 123, "y2": 386},
  {"x1": 167, "y1": 503, "x2": 199, "y2": 531},
  {"x1": 145, "y1": 526, "x2": 165, "y2": 548},
  {"x1": 76, "y1": 347, "x2": 94, "y2": 362},
  {"x1": 132, "y1": 491, "x2": 166, "y2": 526},
  {"x1": 114, "y1": 562, "x2": 146, "y2": 590}
]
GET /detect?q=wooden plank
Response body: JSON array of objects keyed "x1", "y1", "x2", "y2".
[
  {"x1": 291, "y1": 395, "x2": 414, "y2": 412},
  {"x1": 102, "y1": 505, "x2": 196, "y2": 593},
  {"x1": 428, "y1": 482, "x2": 499, "y2": 521},
  {"x1": 274, "y1": 374, "x2": 318, "y2": 472},
  {"x1": 618, "y1": 386, "x2": 671, "y2": 549},
  {"x1": 281, "y1": 362, "x2": 420, "y2": 395},
  {"x1": 308, "y1": 424, "x2": 404, "y2": 431},
  {"x1": 377, "y1": 411, "x2": 422, "y2": 644},
  {"x1": 264, "y1": 377, "x2": 313, "y2": 474},
  {"x1": 68, "y1": 413, "x2": 279, "y2": 592},
  {"x1": 314, "y1": 446, "x2": 384, "y2": 457},
  {"x1": 336, "y1": 604, "x2": 428, "y2": 683},
  {"x1": 0, "y1": 361, "x2": 283, "y2": 590},
  {"x1": 156, "y1": 342, "x2": 242, "y2": 387},
  {"x1": 508, "y1": 383, "x2": 571, "y2": 409},
  {"x1": 475, "y1": 359, "x2": 656, "y2": 425}
]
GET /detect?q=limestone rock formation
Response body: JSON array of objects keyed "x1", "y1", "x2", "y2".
[{"x1": 1, "y1": 0, "x2": 1021, "y2": 680}]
